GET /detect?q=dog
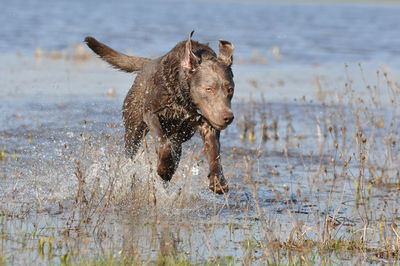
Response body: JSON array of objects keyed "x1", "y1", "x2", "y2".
[{"x1": 85, "y1": 31, "x2": 235, "y2": 194}]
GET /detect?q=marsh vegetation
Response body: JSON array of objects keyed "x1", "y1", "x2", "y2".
[
  {"x1": 1, "y1": 49, "x2": 400, "y2": 265},
  {"x1": 1, "y1": 1, "x2": 400, "y2": 265}
]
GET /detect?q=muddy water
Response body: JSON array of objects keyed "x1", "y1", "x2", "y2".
[{"x1": 1, "y1": 0, "x2": 400, "y2": 265}]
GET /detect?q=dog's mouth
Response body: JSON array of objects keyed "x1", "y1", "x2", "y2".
[
  {"x1": 209, "y1": 121, "x2": 227, "y2": 130},
  {"x1": 197, "y1": 109, "x2": 228, "y2": 130}
]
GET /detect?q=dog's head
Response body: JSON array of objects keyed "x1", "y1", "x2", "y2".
[{"x1": 182, "y1": 31, "x2": 235, "y2": 131}]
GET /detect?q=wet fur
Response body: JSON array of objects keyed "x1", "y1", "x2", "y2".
[{"x1": 85, "y1": 33, "x2": 234, "y2": 194}]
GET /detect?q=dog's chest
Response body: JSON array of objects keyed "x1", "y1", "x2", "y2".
[{"x1": 158, "y1": 108, "x2": 201, "y2": 142}]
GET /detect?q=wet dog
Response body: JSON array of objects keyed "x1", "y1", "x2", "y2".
[{"x1": 85, "y1": 31, "x2": 235, "y2": 194}]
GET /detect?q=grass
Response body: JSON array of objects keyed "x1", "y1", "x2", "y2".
[
  {"x1": 1, "y1": 58, "x2": 400, "y2": 265},
  {"x1": 60, "y1": 254, "x2": 238, "y2": 266}
]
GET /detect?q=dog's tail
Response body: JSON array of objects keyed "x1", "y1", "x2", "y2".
[{"x1": 84, "y1": 36, "x2": 151, "y2": 73}]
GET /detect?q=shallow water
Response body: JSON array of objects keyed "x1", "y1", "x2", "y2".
[
  {"x1": 1, "y1": 0, "x2": 400, "y2": 66},
  {"x1": 1, "y1": 56, "x2": 399, "y2": 264},
  {"x1": 1, "y1": 0, "x2": 400, "y2": 265}
]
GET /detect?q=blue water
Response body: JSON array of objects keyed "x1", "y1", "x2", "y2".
[
  {"x1": 1, "y1": 0, "x2": 400, "y2": 65},
  {"x1": 1, "y1": 1, "x2": 400, "y2": 264}
]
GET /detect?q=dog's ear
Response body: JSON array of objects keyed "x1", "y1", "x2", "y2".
[
  {"x1": 182, "y1": 30, "x2": 200, "y2": 71},
  {"x1": 218, "y1": 40, "x2": 234, "y2": 66}
]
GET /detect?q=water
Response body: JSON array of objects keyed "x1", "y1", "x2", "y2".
[
  {"x1": 1, "y1": 0, "x2": 400, "y2": 65},
  {"x1": 1, "y1": 0, "x2": 400, "y2": 265}
]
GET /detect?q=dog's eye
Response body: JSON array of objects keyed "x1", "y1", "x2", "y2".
[
  {"x1": 205, "y1": 87, "x2": 214, "y2": 93},
  {"x1": 228, "y1": 87, "x2": 234, "y2": 94}
]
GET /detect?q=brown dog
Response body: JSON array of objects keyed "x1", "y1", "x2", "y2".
[{"x1": 85, "y1": 31, "x2": 234, "y2": 194}]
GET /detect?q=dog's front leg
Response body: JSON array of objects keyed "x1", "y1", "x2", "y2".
[
  {"x1": 144, "y1": 112, "x2": 182, "y2": 181},
  {"x1": 199, "y1": 122, "x2": 229, "y2": 194}
]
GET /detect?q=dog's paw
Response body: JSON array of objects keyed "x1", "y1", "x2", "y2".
[{"x1": 208, "y1": 174, "x2": 229, "y2": 194}]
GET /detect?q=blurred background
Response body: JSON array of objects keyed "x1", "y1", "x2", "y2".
[{"x1": 1, "y1": 0, "x2": 400, "y2": 64}]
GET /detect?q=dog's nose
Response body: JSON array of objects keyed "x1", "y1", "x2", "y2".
[{"x1": 223, "y1": 113, "x2": 234, "y2": 125}]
